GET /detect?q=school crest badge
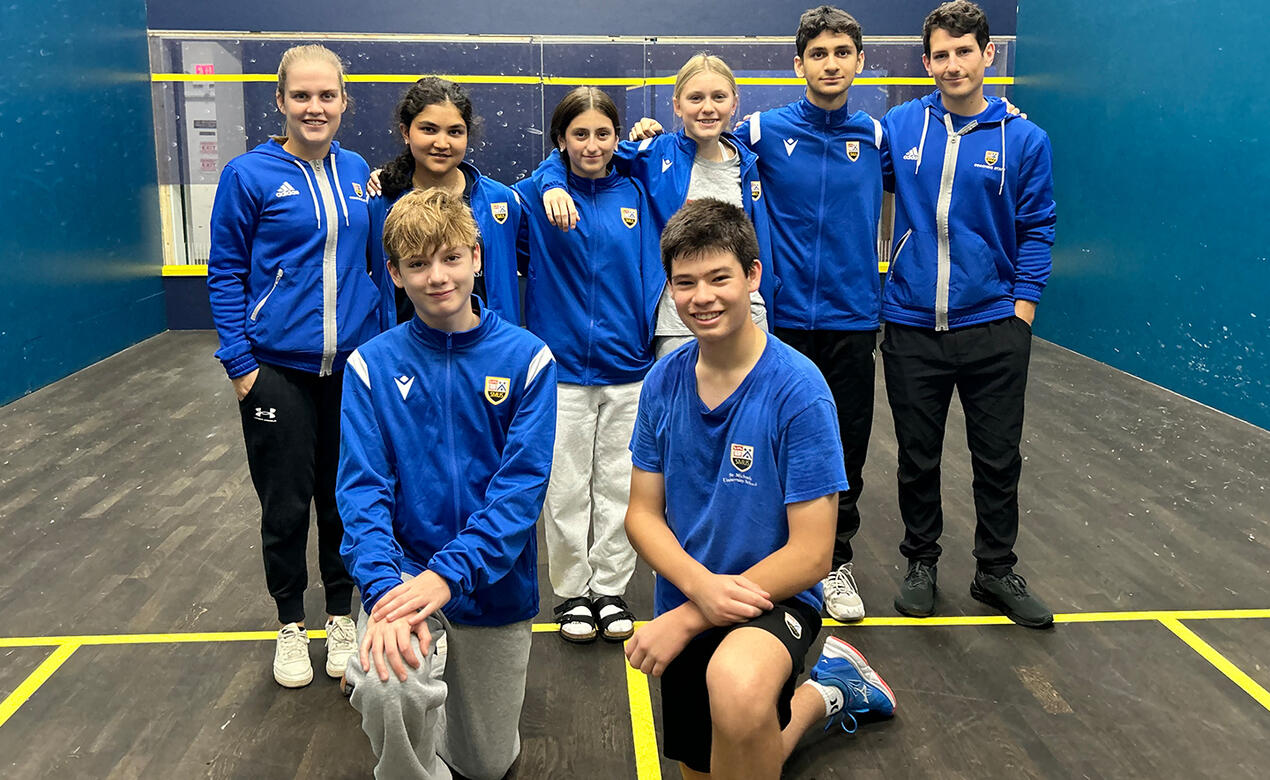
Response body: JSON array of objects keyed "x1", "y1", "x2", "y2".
[
  {"x1": 750, "y1": 180, "x2": 761, "y2": 201},
  {"x1": 730, "y1": 443, "x2": 754, "y2": 472},
  {"x1": 621, "y1": 207, "x2": 638, "y2": 228},
  {"x1": 846, "y1": 140, "x2": 860, "y2": 162},
  {"x1": 985, "y1": 150, "x2": 999, "y2": 166},
  {"x1": 352, "y1": 182, "x2": 364, "y2": 198},
  {"x1": 484, "y1": 376, "x2": 510, "y2": 405},
  {"x1": 490, "y1": 201, "x2": 508, "y2": 225}
]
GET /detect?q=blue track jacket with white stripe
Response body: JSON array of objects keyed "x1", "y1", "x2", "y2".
[
  {"x1": 881, "y1": 92, "x2": 1057, "y2": 331},
  {"x1": 735, "y1": 98, "x2": 883, "y2": 331},
  {"x1": 209, "y1": 139, "x2": 382, "y2": 378},
  {"x1": 337, "y1": 299, "x2": 557, "y2": 625},
  {"x1": 369, "y1": 161, "x2": 525, "y2": 330},
  {"x1": 534, "y1": 131, "x2": 778, "y2": 325},
  {"x1": 514, "y1": 165, "x2": 662, "y2": 386}
]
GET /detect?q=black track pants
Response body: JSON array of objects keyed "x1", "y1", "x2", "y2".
[
  {"x1": 881, "y1": 318, "x2": 1031, "y2": 574},
  {"x1": 238, "y1": 362, "x2": 354, "y2": 624}
]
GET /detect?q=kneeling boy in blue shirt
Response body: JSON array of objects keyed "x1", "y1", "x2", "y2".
[
  {"x1": 337, "y1": 188, "x2": 557, "y2": 779},
  {"x1": 624, "y1": 198, "x2": 895, "y2": 779}
]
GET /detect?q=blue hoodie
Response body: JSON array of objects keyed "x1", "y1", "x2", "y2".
[
  {"x1": 337, "y1": 298, "x2": 557, "y2": 625},
  {"x1": 208, "y1": 139, "x2": 382, "y2": 378},
  {"x1": 514, "y1": 166, "x2": 662, "y2": 385},
  {"x1": 881, "y1": 92, "x2": 1057, "y2": 330},
  {"x1": 534, "y1": 131, "x2": 778, "y2": 323},
  {"x1": 736, "y1": 98, "x2": 883, "y2": 331},
  {"x1": 369, "y1": 161, "x2": 525, "y2": 330}
]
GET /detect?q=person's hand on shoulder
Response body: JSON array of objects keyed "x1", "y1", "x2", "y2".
[
  {"x1": 544, "y1": 187, "x2": 580, "y2": 232},
  {"x1": 367, "y1": 168, "x2": 384, "y2": 197},
  {"x1": 627, "y1": 117, "x2": 664, "y2": 141}
]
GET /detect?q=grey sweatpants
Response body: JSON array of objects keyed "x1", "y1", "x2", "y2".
[{"x1": 346, "y1": 606, "x2": 532, "y2": 780}]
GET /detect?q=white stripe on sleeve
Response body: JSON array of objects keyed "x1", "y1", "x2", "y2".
[
  {"x1": 347, "y1": 349, "x2": 371, "y2": 389},
  {"x1": 525, "y1": 345, "x2": 555, "y2": 389}
]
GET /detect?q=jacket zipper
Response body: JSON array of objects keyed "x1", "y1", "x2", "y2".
[
  {"x1": 444, "y1": 334, "x2": 461, "y2": 530},
  {"x1": 249, "y1": 268, "x2": 285, "y2": 321}
]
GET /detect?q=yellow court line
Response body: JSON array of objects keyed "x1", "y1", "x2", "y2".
[
  {"x1": 624, "y1": 657, "x2": 662, "y2": 780},
  {"x1": 3, "y1": 609, "x2": 1268, "y2": 648},
  {"x1": 150, "y1": 72, "x2": 1014, "y2": 87},
  {"x1": 163, "y1": 263, "x2": 208, "y2": 277},
  {"x1": 0, "y1": 643, "x2": 80, "y2": 729},
  {"x1": 1159, "y1": 618, "x2": 1270, "y2": 712}
]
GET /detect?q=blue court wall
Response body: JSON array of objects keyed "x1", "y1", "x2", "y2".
[
  {"x1": 1014, "y1": 0, "x2": 1269, "y2": 431},
  {"x1": 0, "y1": 0, "x2": 165, "y2": 406},
  {"x1": 145, "y1": 0, "x2": 1017, "y2": 36}
]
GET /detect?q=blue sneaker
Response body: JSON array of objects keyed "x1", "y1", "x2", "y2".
[{"x1": 809, "y1": 636, "x2": 897, "y2": 732}]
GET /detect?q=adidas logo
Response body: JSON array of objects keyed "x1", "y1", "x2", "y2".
[
  {"x1": 903, "y1": 147, "x2": 920, "y2": 161},
  {"x1": 783, "y1": 138, "x2": 798, "y2": 156},
  {"x1": 275, "y1": 181, "x2": 300, "y2": 198}
]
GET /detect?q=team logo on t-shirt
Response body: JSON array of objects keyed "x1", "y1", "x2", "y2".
[
  {"x1": 621, "y1": 207, "x2": 638, "y2": 228},
  {"x1": 750, "y1": 180, "x2": 762, "y2": 201},
  {"x1": 846, "y1": 140, "x2": 860, "y2": 162},
  {"x1": 484, "y1": 376, "x2": 510, "y2": 405},
  {"x1": 984, "y1": 150, "x2": 999, "y2": 166},
  {"x1": 729, "y1": 443, "x2": 754, "y2": 472},
  {"x1": 490, "y1": 202, "x2": 508, "y2": 224}
]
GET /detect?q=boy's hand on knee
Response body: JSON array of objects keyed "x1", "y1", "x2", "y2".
[
  {"x1": 360, "y1": 613, "x2": 423, "y2": 683},
  {"x1": 371, "y1": 570, "x2": 452, "y2": 626},
  {"x1": 625, "y1": 613, "x2": 694, "y2": 677},
  {"x1": 544, "y1": 188, "x2": 579, "y2": 232},
  {"x1": 686, "y1": 572, "x2": 772, "y2": 626}
]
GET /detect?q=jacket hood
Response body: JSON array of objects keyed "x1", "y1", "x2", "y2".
[{"x1": 253, "y1": 137, "x2": 346, "y2": 161}]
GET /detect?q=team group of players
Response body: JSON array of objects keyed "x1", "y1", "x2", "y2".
[{"x1": 207, "y1": 1, "x2": 1056, "y2": 777}]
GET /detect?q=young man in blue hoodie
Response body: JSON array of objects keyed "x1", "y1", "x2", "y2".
[
  {"x1": 881, "y1": 0, "x2": 1057, "y2": 627},
  {"x1": 337, "y1": 188, "x2": 556, "y2": 779},
  {"x1": 625, "y1": 199, "x2": 895, "y2": 779}
]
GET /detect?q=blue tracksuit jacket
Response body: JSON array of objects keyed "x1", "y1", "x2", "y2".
[
  {"x1": 881, "y1": 92, "x2": 1057, "y2": 330},
  {"x1": 514, "y1": 166, "x2": 662, "y2": 385},
  {"x1": 369, "y1": 161, "x2": 525, "y2": 329},
  {"x1": 736, "y1": 98, "x2": 883, "y2": 331},
  {"x1": 208, "y1": 139, "x2": 382, "y2": 378},
  {"x1": 337, "y1": 300, "x2": 557, "y2": 625},
  {"x1": 534, "y1": 131, "x2": 778, "y2": 324}
]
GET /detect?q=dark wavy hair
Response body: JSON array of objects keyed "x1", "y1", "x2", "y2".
[
  {"x1": 380, "y1": 77, "x2": 481, "y2": 202},
  {"x1": 795, "y1": 6, "x2": 863, "y2": 57},
  {"x1": 923, "y1": 1, "x2": 990, "y2": 56},
  {"x1": 660, "y1": 198, "x2": 759, "y2": 280}
]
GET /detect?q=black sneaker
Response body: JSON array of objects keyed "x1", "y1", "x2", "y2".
[
  {"x1": 971, "y1": 571, "x2": 1054, "y2": 628},
  {"x1": 894, "y1": 560, "x2": 937, "y2": 617}
]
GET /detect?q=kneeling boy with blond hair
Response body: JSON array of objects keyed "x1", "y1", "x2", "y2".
[{"x1": 337, "y1": 188, "x2": 556, "y2": 779}]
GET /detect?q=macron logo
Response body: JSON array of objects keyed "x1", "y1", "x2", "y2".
[
  {"x1": 783, "y1": 138, "x2": 798, "y2": 156},
  {"x1": 903, "y1": 146, "x2": 920, "y2": 162},
  {"x1": 394, "y1": 375, "x2": 414, "y2": 400},
  {"x1": 661, "y1": 158, "x2": 673, "y2": 173},
  {"x1": 275, "y1": 181, "x2": 300, "y2": 198}
]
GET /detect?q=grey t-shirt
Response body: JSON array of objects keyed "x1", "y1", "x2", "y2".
[{"x1": 656, "y1": 139, "x2": 767, "y2": 337}]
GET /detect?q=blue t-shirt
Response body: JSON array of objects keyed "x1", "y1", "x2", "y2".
[{"x1": 630, "y1": 334, "x2": 848, "y2": 616}]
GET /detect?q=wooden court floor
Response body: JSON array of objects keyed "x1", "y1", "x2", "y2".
[{"x1": 1, "y1": 330, "x2": 1267, "y2": 779}]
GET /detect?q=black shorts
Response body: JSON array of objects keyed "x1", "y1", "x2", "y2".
[{"x1": 659, "y1": 598, "x2": 822, "y2": 773}]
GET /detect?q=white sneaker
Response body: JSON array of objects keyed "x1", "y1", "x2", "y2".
[
  {"x1": 325, "y1": 616, "x2": 357, "y2": 678},
  {"x1": 823, "y1": 563, "x2": 865, "y2": 621},
  {"x1": 274, "y1": 623, "x2": 314, "y2": 688}
]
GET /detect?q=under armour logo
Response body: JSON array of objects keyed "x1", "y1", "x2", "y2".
[
  {"x1": 254, "y1": 407, "x2": 278, "y2": 422},
  {"x1": 783, "y1": 138, "x2": 798, "y2": 156},
  {"x1": 395, "y1": 375, "x2": 414, "y2": 400},
  {"x1": 661, "y1": 158, "x2": 673, "y2": 173}
]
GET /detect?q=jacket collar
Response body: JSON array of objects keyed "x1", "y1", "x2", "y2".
[{"x1": 407, "y1": 296, "x2": 495, "y2": 350}]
